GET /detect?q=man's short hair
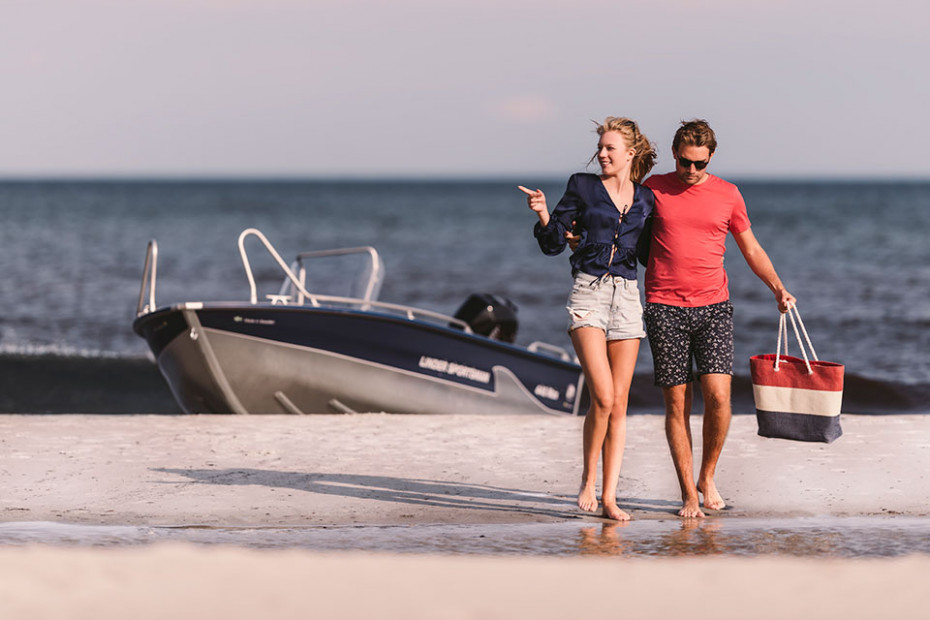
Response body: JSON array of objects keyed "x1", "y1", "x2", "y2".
[{"x1": 672, "y1": 119, "x2": 717, "y2": 154}]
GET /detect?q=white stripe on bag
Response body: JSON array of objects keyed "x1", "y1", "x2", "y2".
[{"x1": 752, "y1": 384, "x2": 842, "y2": 417}]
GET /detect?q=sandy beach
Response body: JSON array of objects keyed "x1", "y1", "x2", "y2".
[
  {"x1": 2, "y1": 413, "x2": 928, "y2": 524},
  {"x1": 1, "y1": 546, "x2": 929, "y2": 620},
  {"x1": 2, "y1": 412, "x2": 929, "y2": 618}
]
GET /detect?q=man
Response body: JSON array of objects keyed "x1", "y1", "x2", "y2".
[{"x1": 643, "y1": 119, "x2": 794, "y2": 518}]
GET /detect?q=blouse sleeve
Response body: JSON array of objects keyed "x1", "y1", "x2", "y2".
[
  {"x1": 533, "y1": 174, "x2": 583, "y2": 256},
  {"x1": 636, "y1": 186, "x2": 655, "y2": 267}
]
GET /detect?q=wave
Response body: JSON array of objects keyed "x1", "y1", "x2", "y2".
[
  {"x1": 0, "y1": 343, "x2": 143, "y2": 359},
  {"x1": 0, "y1": 353, "x2": 181, "y2": 414},
  {"x1": 1, "y1": 353, "x2": 926, "y2": 415}
]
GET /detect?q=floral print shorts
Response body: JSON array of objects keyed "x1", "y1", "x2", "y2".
[{"x1": 643, "y1": 300, "x2": 734, "y2": 387}]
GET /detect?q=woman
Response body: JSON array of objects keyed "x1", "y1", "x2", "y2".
[{"x1": 519, "y1": 117, "x2": 656, "y2": 520}]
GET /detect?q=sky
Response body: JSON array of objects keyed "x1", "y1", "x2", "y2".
[{"x1": 1, "y1": 0, "x2": 928, "y2": 179}]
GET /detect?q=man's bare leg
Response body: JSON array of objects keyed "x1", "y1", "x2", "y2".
[
  {"x1": 600, "y1": 339, "x2": 639, "y2": 521},
  {"x1": 663, "y1": 382, "x2": 703, "y2": 518},
  {"x1": 697, "y1": 373, "x2": 731, "y2": 510},
  {"x1": 572, "y1": 328, "x2": 614, "y2": 513}
]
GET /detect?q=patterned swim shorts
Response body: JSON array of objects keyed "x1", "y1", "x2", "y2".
[{"x1": 643, "y1": 301, "x2": 734, "y2": 387}]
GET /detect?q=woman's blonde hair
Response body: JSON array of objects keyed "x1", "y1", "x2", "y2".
[{"x1": 592, "y1": 117, "x2": 657, "y2": 183}]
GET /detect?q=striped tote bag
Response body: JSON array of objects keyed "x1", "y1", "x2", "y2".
[{"x1": 750, "y1": 306, "x2": 844, "y2": 443}]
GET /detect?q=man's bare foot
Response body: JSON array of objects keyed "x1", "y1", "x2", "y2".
[
  {"x1": 697, "y1": 480, "x2": 726, "y2": 511},
  {"x1": 578, "y1": 483, "x2": 598, "y2": 512},
  {"x1": 678, "y1": 497, "x2": 705, "y2": 518},
  {"x1": 602, "y1": 501, "x2": 631, "y2": 521}
]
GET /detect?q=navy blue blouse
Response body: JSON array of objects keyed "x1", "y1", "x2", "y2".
[{"x1": 534, "y1": 173, "x2": 655, "y2": 280}]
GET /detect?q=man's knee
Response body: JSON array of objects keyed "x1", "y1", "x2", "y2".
[
  {"x1": 662, "y1": 384, "x2": 689, "y2": 418},
  {"x1": 701, "y1": 375, "x2": 731, "y2": 413}
]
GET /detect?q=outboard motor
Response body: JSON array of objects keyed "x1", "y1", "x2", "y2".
[{"x1": 453, "y1": 293, "x2": 518, "y2": 343}]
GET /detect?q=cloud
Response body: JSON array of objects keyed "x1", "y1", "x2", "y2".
[{"x1": 489, "y1": 95, "x2": 558, "y2": 124}]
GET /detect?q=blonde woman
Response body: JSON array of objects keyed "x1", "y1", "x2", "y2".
[{"x1": 519, "y1": 117, "x2": 656, "y2": 520}]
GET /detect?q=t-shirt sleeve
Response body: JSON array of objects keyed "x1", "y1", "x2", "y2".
[
  {"x1": 728, "y1": 186, "x2": 751, "y2": 234},
  {"x1": 533, "y1": 174, "x2": 582, "y2": 255}
]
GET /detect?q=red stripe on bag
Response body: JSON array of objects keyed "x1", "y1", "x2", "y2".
[{"x1": 750, "y1": 355, "x2": 844, "y2": 392}]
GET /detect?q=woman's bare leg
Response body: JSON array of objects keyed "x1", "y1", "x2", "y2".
[
  {"x1": 571, "y1": 327, "x2": 613, "y2": 513},
  {"x1": 600, "y1": 338, "x2": 639, "y2": 521}
]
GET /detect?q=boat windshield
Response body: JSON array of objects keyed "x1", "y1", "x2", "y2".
[{"x1": 283, "y1": 247, "x2": 384, "y2": 304}]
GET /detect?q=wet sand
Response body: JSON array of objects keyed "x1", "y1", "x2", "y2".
[{"x1": 1, "y1": 413, "x2": 929, "y2": 619}]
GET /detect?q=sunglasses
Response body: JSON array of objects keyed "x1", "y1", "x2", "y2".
[{"x1": 677, "y1": 156, "x2": 709, "y2": 170}]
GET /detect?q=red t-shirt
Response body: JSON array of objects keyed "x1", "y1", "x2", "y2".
[{"x1": 643, "y1": 173, "x2": 751, "y2": 307}]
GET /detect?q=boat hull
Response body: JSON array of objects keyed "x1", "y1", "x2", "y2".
[{"x1": 134, "y1": 305, "x2": 586, "y2": 415}]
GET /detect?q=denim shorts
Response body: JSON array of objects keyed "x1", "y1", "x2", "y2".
[{"x1": 566, "y1": 272, "x2": 646, "y2": 341}]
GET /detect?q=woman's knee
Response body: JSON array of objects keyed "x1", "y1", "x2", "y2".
[
  {"x1": 611, "y1": 391, "x2": 630, "y2": 417},
  {"x1": 589, "y1": 386, "x2": 614, "y2": 413}
]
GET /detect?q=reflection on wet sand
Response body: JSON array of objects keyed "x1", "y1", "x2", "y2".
[
  {"x1": 577, "y1": 521, "x2": 631, "y2": 557},
  {"x1": 577, "y1": 519, "x2": 725, "y2": 557},
  {"x1": 1, "y1": 517, "x2": 926, "y2": 558},
  {"x1": 655, "y1": 519, "x2": 724, "y2": 556},
  {"x1": 574, "y1": 518, "x2": 872, "y2": 558}
]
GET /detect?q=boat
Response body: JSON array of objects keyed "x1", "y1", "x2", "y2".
[{"x1": 133, "y1": 228, "x2": 587, "y2": 415}]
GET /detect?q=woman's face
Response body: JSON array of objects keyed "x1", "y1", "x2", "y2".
[{"x1": 596, "y1": 131, "x2": 634, "y2": 177}]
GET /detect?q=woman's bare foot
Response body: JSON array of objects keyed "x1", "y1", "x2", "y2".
[
  {"x1": 578, "y1": 483, "x2": 598, "y2": 512},
  {"x1": 697, "y1": 480, "x2": 726, "y2": 511},
  {"x1": 602, "y1": 501, "x2": 630, "y2": 521}
]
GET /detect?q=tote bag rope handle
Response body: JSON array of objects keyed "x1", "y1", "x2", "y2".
[{"x1": 775, "y1": 304, "x2": 818, "y2": 374}]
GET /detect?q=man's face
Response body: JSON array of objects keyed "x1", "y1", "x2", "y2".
[{"x1": 674, "y1": 144, "x2": 713, "y2": 185}]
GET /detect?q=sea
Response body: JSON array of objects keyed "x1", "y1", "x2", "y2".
[
  {"x1": 1, "y1": 177, "x2": 929, "y2": 556},
  {"x1": 1, "y1": 178, "x2": 928, "y2": 415}
]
